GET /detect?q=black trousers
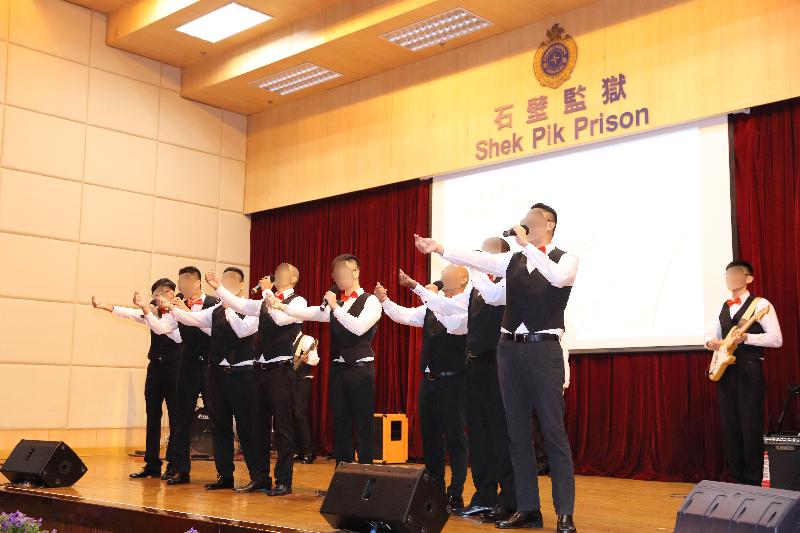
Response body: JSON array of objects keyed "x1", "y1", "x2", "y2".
[
  {"x1": 717, "y1": 359, "x2": 766, "y2": 485},
  {"x1": 143, "y1": 358, "x2": 179, "y2": 471},
  {"x1": 329, "y1": 363, "x2": 375, "y2": 464},
  {"x1": 465, "y1": 351, "x2": 516, "y2": 509},
  {"x1": 171, "y1": 357, "x2": 207, "y2": 474},
  {"x1": 497, "y1": 339, "x2": 574, "y2": 515},
  {"x1": 204, "y1": 366, "x2": 268, "y2": 483},
  {"x1": 419, "y1": 372, "x2": 468, "y2": 500},
  {"x1": 254, "y1": 362, "x2": 296, "y2": 486},
  {"x1": 293, "y1": 376, "x2": 314, "y2": 457}
]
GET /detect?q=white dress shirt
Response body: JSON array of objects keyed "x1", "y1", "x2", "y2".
[
  {"x1": 282, "y1": 287, "x2": 382, "y2": 362},
  {"x1": 144, "y1": 293, "x2": 212, "y2": 337},
  {"x1": 442, "y1": 242, "x2": 578, "y2": 336},
  {"x1": 704, "y1": 290, "x2": 783, "y2": 350},
  {"x1": 112, "y1": 305, "x2": 182, "y2": 343},
  {"x1": 296, "y1": 333, "x2": 320, "y2": 378},
  {"x1": 171, "y1": 302, "x2": 259, "y2": 366}
]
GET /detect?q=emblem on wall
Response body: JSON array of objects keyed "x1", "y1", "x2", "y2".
[{"x1": 533, "y1": 23, "x2": 578, "y2": 89}]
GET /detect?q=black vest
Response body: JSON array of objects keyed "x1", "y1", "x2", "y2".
[
  {"x1": 719, "y1": 294, "x2": 765, "y2": 362},
  {"x1": 256, "y1": 293, "x2": 302, "y2": 360},
  {"x1": 330, "y1": 293, "x2": 378, "y2": 364},
  {"x1": 467, "y1": 278, "x2": 505, "y2": 355},
  {"x1": 208, "y1": 305, "x2": 256, "y2": 366},
  {"x1": 177, "y1": 295, "x2": 219, "y2": 363},
  {"x1": 147, "y1": 300, "x2": 181, "y2": 363},
  {"x1": 502, "y1": 249, "x2": 572, "y2": 333},
  {"x1": 420, "y1": 308, "x2": 467, "y2": 374}
]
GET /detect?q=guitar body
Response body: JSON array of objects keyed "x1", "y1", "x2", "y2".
[{"x1": 707, "y1": 303, "x2": 771, "y2": 382}]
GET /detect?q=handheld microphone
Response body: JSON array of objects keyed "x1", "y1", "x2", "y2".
[
  {"x1": 251, "y1": 275, "x2": 272, "y2": 293},
  {"x1": 502, "y1": 224, "x2": 529, "y2": 238},
  {"x1": 433, "y1": 280, "x2": 444, "y2": 291},
  {"x1": 320, "y1": 284, "x2": 340, "y2": 311}
]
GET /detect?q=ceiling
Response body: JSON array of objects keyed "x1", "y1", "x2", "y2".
[{"x1": 68, "y1": 0, "x2": 597, "y2": 114}]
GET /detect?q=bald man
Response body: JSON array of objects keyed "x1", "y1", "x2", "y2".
[
  {"x1": 375, "y1": 265, "x2": 471, "y2": 511},
  {"x1": 209, "y1": 263, "x2": 308, "y2": 496}
]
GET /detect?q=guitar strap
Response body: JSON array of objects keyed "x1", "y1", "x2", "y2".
[{"x1": 738, "y1": 297, "x2": 763, "y2": 326}]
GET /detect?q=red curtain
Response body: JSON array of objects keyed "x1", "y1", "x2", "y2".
[
  {"x1": 249, "y1": 179, "x2": 430, "y2": 457},
  {"x1": 565, "y1": 97, "x2": 800, "y2": 483},
  {"x1": 249, "y1": 97, "x2": 799, "y2": 481}
]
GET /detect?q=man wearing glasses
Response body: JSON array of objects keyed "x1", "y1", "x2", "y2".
[
  {"x1": 268, "y1": 254, "x2": 382, "y2": 466},
  {"x1": 414, "y1": 203, "x2": 579, "y2": 533},
  {"x1": 705, "y1": 260, "x2": 783, "y2": 486}
]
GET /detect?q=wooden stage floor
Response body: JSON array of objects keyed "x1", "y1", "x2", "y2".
[{"x1": 1, "y1": 452, "x2": 693, "y2": 532}]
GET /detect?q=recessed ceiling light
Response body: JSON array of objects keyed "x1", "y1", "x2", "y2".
[
  {"x1": 177, "y1": 2, "x2": 271, "y2": 43},
  {"x1": 250, "y1": 63, "x2": 343, "y2": 96},
  {"x1": 381, "y1": 8, "x2": 492, "y2": 52}
]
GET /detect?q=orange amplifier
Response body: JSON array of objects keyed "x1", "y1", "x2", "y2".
[{"x1": 373, "y1": 413, "x2": 408, "y2": 464}]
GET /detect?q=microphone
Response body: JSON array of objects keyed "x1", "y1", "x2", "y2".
[
  {"x1": 502, "y1": 224, "x2": 529, "y2": 238},
  {"x1": 433, "y1": 280, "x2": 444, "y2": 291},
  {"x1": 320, "y1": 284, "x2": 340, "y2": 311},
  {"x1": 251, "y1": 275, "x2": 272, "y2": 293}
]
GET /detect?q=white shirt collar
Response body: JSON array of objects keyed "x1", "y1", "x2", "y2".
[
  {"x1": 730, "y1": 290, "x2": 750, "y2": 301},
  {"x1": 276, "y1": 287, "x2": 294, "y2": 299}
]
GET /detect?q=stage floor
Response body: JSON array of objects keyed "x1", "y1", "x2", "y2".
[{"x1": 3, "y1": 452, "x2": 693, "y2": 532}]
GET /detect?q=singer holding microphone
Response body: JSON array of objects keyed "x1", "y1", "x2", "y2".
[
  {"x1": 266, "y1": 254, "x2": 382, "y2": 465},
  {"x1": 414, "y1": 203, "x2": 579, "y2": 533}
]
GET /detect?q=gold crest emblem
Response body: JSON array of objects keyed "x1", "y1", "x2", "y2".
[{"x1": 533, "y1": 23, "x2": 578, "y2": 89}]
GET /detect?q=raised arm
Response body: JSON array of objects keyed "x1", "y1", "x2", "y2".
[
  {"x1": 380, "y1": 299, "x2": 426, "y2": 328},
  {"x1": 411, "y1": 284, "x2": 470, "y2": 315},
  {"x1": 213, "y1": 283, "x2": 264, "y2": 317},
  {"x1": 472, "y1": 272, "x2": 506, "y2": 306},
  {"x1": 333, "y1": 295, "x2": 382, "y2": 335},
  {"x1": 520, "y1": 244, "x2": 578, "y2": 288},
  {"x1": 225, "y1": 308, "x2": 259, "y2": 338}
]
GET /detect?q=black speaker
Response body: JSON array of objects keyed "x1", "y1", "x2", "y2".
[
  {"x1": 765, "y1": 435, "x2": 800, "y2": 490},
  {"x1": 320, "y1": 463, "x2": 449, "y2": 533},
  {"x1": 1, "y1": 440, "x2": 87, "y2": 488},
  {"x1": 674, "y1": 480, "x2": 800, "y2": 532}
]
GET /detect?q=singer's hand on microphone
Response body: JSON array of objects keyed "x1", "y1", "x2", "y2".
[
  {"x1": 259, "y1": 276, "x2": 273, "y2": 292},
  {"x1": 205, "y1": 270, "x2": 220, "y2": 290},
  {"x1": 374, "y1": 282, "x2": 388, "y2": 303},
  {"x1": 414, "y1": 234, "x2": 443, "y2": 255},
  {"x1": 157, "y1": 295, "x2": 174, "y2": 311},
  {"x1": 324, "y1": 291, "x2": 339, "y2": 309},
  {"x1": 172, "y1": 296, "x2": 190, "y2": 312},
  {"x1": 512, "y1": 224, "x2": 529, "y2": 247},
  {"x1": 398, "y1": 269, "x2": 417, "y2": 289}
]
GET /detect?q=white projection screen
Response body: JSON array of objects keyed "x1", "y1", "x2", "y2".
[{"x1": 431, "y1": 115, "x2": 734, "y2": 352}]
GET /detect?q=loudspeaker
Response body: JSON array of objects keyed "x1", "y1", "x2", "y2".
[
  {"x1": 373, "y1": 413, "x2": 408, "y2": 464},
  {"x1": 674, "y1": 480, "x2": 800, "y2": 532},
  {"x1": 765, "y1": 435, "x2": 800, "y2": 490},
  {"x1": 0, "y1": 440, "x2": 87, "y2": 488},
  {"x1": 320, "y1": 463, "x2": 449, "y2": 533}
]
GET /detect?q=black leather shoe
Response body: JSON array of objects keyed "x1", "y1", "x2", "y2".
[
  {"x1": 556, "y1": 515, "x2": 576, "y2": 533},
  {"x1": 161, "y1": 468, "x2": 177, "y2": 480},
  {"x1": 447, "y1": 494, "x2": 465, "y2": 513},
  {"x1": 482, "y1": 505, "x2": 515, "y2": 523},
  {"x1": 496, "y1": 510, "x2": 544, "y2": 529},
  {"x1": 204, "y1": 476, "x2": 234, "y2": 490},
  {"x1": 293, "y1": 454, "x2": 303, "y2": 462},
  {"x1": 300, "y1": 454, "x2": 315, "y2": 464},
  {"x1": 452, "y1": 504, "x2": 493, "y2": 517},
  {"x1": 129, "y1": 467, "x2": 161, "y2": 479},
  {"x1": 266, "y1": 483, "x2": 292, "y2": 496},
  {"x1": 166, "y1": 472, "x2": 190, "y2": 485},
  {"x1": 234, "y1": 480, "x2": 271, "y2": 493}
]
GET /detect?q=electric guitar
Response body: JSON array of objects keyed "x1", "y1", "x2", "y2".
[{"x1": 707, "y1": 304, "x2": 770, "y2": 382}]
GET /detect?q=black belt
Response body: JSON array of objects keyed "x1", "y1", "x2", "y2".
[
  {"x1": 217, "y1": 364, "x2": 254, "y2": 374},
  {"x1": 332, "y1": 360, "x2": 373, "y2": 368},
  {"x1": 500, "y1": 332, "x2": 559, "y2": 343},
  {"x1": 425, "y1": 370, "x2": 463, "y2": 381},
  {"x1": 255, "y1": 359, "x2": 292, "y2": 370}
]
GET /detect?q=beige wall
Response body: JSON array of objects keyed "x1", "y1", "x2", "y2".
[{"x1": 0, "y1": 0, "x2": 250, "y2": 453}]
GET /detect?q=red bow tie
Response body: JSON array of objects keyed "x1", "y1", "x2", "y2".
[
  {"x1": 726, "y1": 297, "x2": 742, "y2": 307},
  {"x1": 538, "y1": 245, "x2": 547, "y2": 253},
  {"x1": 276, "y1": 292, "x2": 285, "y2": 301},
  {"x1": 487, "y1": 274, "x2": 495, "y2": 282},
  {"x1": 186, "y1": 298, "x2": 202, "y2": 307},
  {"x1": 341, "y1": 291, "x2": 358, "y2": 302}
]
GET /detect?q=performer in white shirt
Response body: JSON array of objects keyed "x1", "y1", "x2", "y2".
[
  {"x1": 267, "y1": 254, "x2": 381, "y2": 465},
  {"x1": 375, "y1": 265, "x2": 469, "y2": 512},
  {"x1": 704, "y1": 260, "x2": 782, "y2": 486},
  {"x1": 414, "y1": 203, "x2": 579, "y2": 532},
  {"x1": 91, "y1": 278, "x2": 181, "y2": 481}
]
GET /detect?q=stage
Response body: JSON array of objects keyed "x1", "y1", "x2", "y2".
[{"x1": 0, "y1": 452, "x2": 693, "y2": 532}]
